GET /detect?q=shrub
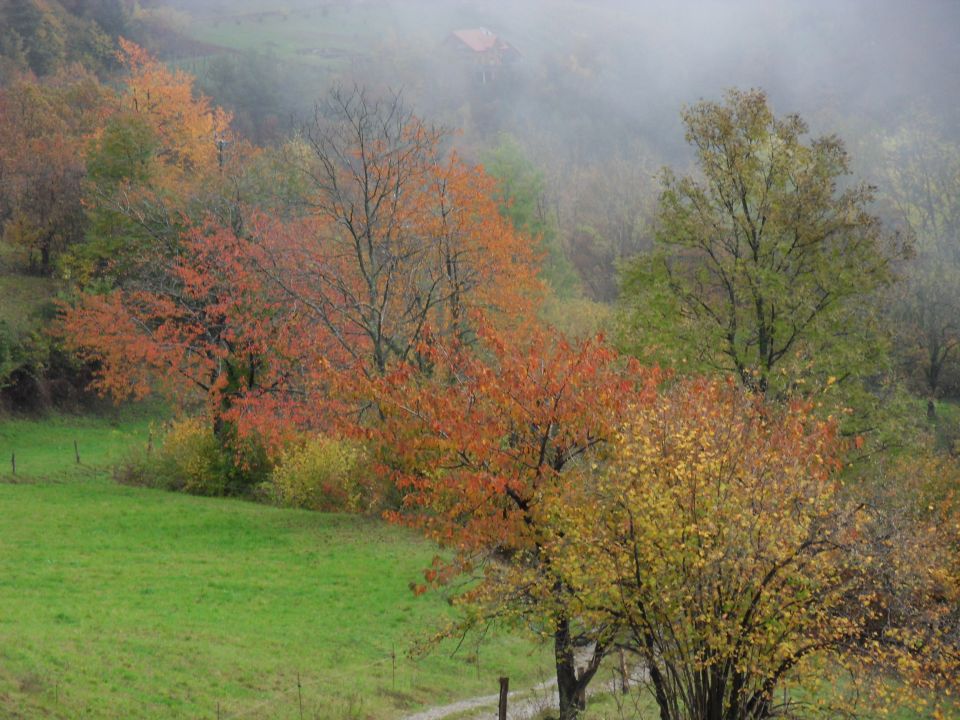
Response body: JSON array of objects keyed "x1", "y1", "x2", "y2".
[
  {"x1": 116, "y1": 421, "x2": 372, "y2": 508},
  {"x1": 160, "y1": 418, "x2": 225, "y2": 495},
  {"x1": 221, "y1": 427, "x2": 273, "y2": 496},
  {"x1": 116, "y1": 418, "x2": 225, "y2": 495},
  {"x1": 270, "y1": 436, "x2": 371, "y2": 512}
]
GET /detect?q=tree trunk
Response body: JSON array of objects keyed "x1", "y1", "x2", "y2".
[{"x1": 555, "y1": 617, "x2": 586, "y2": 720}]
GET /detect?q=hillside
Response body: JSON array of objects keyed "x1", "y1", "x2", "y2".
[{"x1": 0, "y1": 415, "x2": 548, "y2": 719}]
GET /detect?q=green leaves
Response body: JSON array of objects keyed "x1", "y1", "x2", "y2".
[
  {"x1": 482, "y1": 135, "x2": 581, "y2": 299},
  {"x1": 86, "y1": 114, "x2": 158, "y2": 185},
  {"x1": 619, "y1": 89, "x2": 896, "y2": 398}
]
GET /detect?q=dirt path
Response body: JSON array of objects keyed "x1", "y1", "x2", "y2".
[
  {"x1": 399, "y1": 677, "x2": 557, "y2": 720},
  {"x1": 401, "y1": 668, "x2": 643, "y2": 720}
]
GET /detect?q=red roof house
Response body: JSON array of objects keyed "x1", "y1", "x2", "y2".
[{"x1": 446, "y1": 28, "x2": 519, "y2": 82}]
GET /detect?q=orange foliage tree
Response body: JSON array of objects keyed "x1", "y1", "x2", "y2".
[
  {"x1": 546, "y1": 377, "x2": 959, "y2": 720},
  {"x1": 272, "y1": 87, "x2": 542, "y2": 380},
  {"x1": 61, "y1": 219, "x2": 285, "y2": 422},
  {"x1": 115, "y1": 37, "x2": 231, "y2": 180},
  {"x1": 69, "y1": 39, "x2": 242, "y2": 286},
  {"x1": 60, "y1": 42, "x2": 266, "y2": 431},
  {"x1": 372, "y1": 322, "x2": 661, "y2": 719},
  {"x1": 61, "y1": 86, "x2": 544, "y2": 448}
]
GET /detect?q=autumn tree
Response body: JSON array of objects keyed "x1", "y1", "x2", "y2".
[
  {"x1": 548, "y1": 378, "x2": 959, "y2": 720},
  {"x1": 2, "y1": 0, "x2": 67, "y2": 76},
  {"x1": 0, "y1": 67, "x2": 113, "y2": 274},
  {"x1": 66, "y1": 38, "x2": 237, "y2": 286},
  {"x1": 619, "y1": 89, "x2": 899, "y2": 397},
  {"x1": 861, "y1": 451, "x2": 960, "y2": 699},
  {"x1": 0, "y1": 0, "x2": 120, "y2": 77},
  {"x1": 58, "y1": 43, "x2": 276, "y2": 454},
  {"x1": 62, "y1": 81, "x2": 542, "y2": 447},
  {"x1": 62, "y1": 218, "x2": 278, "y2": 409},
  {"x1": 373, "y1": 322, "x2": 660, "y2": 720},
  {"x1": 271, "y1": 87, "x2": 541, "y2": 380}
]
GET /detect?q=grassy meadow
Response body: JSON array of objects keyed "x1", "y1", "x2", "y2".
[
  {"x1": 0, "y1": 412, "x2": 550, "y2": 719},
  {"x1": 0, "y1": 409, "x2": 154, "y2": 478},
  {"x1": 0, "y1": 413, "x2": 943, "y2": 719},
  {"x1": 181, "y1": 1, "x2": 476, "y2": 70},
  {"x1": 177, "y1": 0, "x2": 628, "y2": 71}
]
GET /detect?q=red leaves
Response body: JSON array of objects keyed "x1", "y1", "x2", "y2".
[{"x1": 372, "y1": 321, "x2": 662, "y2": 572}]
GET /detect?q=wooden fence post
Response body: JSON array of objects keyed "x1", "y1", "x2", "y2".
[
  {"x1": 498, "y1": 676, "x2": 509, "y2": 720},
  {"x1": 297, "y1": 671, "x2": 303, "y2": 719},
  {"x1": 11, "y1": 451, "x2": 15, "y2": 476},
  {"x1": 74, "y1": 440, "x2": 80, "y2": 464}
]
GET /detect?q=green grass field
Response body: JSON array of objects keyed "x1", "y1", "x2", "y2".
[
  {"x1": 187, "y1": 2, "x2": 482, "y2": 62},
  {"x1": 0, "y1": 413, "x2": 550, "y2": 719},
  {"x1": 0, "y1": 409, "x2": 155, "y2": 478},
  {"x1": 0, "y1": 411, "x2": 951, "y2": 719},
  {"x1": 179, "y1": 0, "x2": 614, "y2": 71}
]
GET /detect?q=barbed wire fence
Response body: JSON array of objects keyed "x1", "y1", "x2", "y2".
[
  {"x1": 207, "y1": 646, "x2": 500, "y2": 720},
  {"x1": 214, "y1": 654, "x2": 392, "y2": 720}
]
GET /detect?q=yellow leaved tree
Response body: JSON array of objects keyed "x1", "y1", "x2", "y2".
[{"x1": 547, "y1": 377, "x2": 958, "y2": 720}]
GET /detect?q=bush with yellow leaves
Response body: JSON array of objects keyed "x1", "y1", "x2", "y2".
[
  {"x1": 115, "y1": 417, "x2": 226, "y2": 495},
  {"x1": 270, "y1": 435, "x2": 371, "y2": 513},
  {"x1": 157, "y1": 417, "x2": 225, "y2": 495}
]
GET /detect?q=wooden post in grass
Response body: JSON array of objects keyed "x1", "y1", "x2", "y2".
[
  {"x1": 297, "y1": 672, "x2": 303, "y2": 719},
  {"x1": 74, "y1": 440, "x2": 80, "y2": 464},
  {"x1": 498, "y1": 677, "x2": 509, "y2": 720},
  {"x1": 10, "y1": 451, "x2": 14, "y2": 475}
]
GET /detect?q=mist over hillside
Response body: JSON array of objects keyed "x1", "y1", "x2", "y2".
[
  {"x1": 155, "y1": 0, "x2": 960, "y2": 154},
  {"x1": 140, "y1": 0, "x2": 960, "y2": 303}
]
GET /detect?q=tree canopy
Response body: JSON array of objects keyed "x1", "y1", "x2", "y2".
[
  {"x1": 549, "y1": 378, "x2": 959, "y2": 720},
  {"x1": 620, "y1": 89, "x2": 900, "y2": 397}
]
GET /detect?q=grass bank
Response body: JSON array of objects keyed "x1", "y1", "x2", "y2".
[{"x1": 0, "y1": 413, "x2": 549, "y2": 719}]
